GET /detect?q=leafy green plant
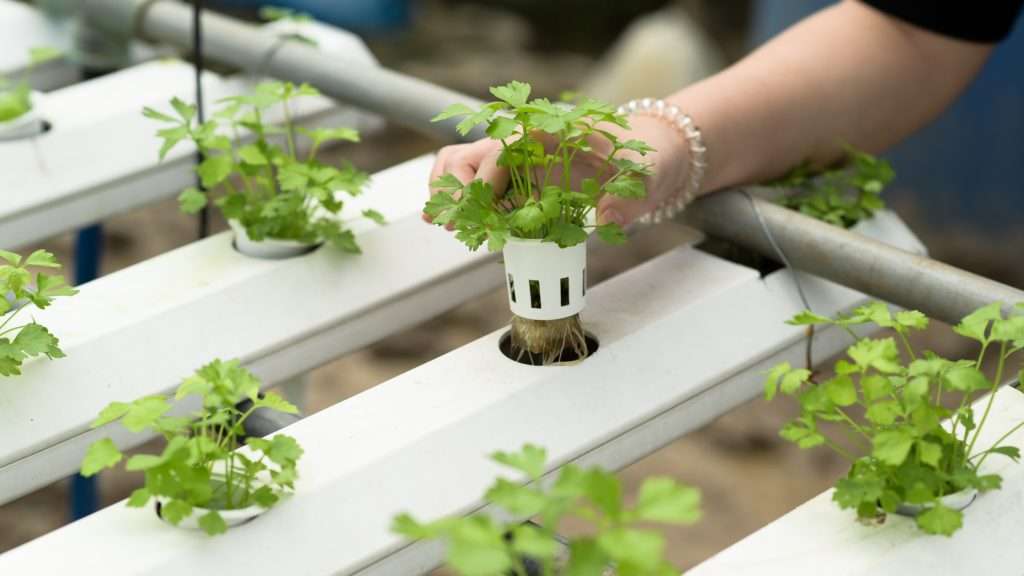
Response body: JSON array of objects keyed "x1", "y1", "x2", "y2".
[
  {"x1": 145, "y1": 81, "x2": 381, "y2": 253},
  {"x1": 765, "y1": 301, "x2": 1024, "y2": 536},
  {"x1": 392, "y1": 444, "x2": 701, "y2": 575},
  {"x1": 81, "y1": 359, "x2": 304, "y2": 535},
  {"x1": 0, "y1": 47, "x2": 61, "y2": 123},
  {"x1": 0, "y1": 249, "x2": 76, "y2": 377},
  {"x1": 771, "y1": 147, "x2": 894, "y2": 228},
  {"x1": 424, "y1": 81, "x2": 653, "y2": 251}
]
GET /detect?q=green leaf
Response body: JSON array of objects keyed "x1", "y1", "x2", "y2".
[
  {"x1": 489, "y1": 81, "x2": 531, "y2": 106},
  {"x1": 603, "y1": 177, "x2": 646, "y2": 199},
  {"x1": 872, "y1": 430, "x2": 915, "y2": 466},
  {"x1": 484, "y1": 478, "x2": 547, "y2": 516},
  {"x1": 262, "y1": 434, "x2": 304, "y2": 467},
  {"x1": 954, "y1": 302, "x2": 1002, "y2": 343},
  {"x1": 362, "y1": 209, "x2": 386, "y2": 225},
  {"x1": 509, "y1": 523, "x2": 559, "y2": 560},
  {"x1": 80, "y1": 438, "x2": 123, "y2": 477},
  {"x1": 544, "y1": 222, "x2": 588, "y2": 248},
  {"x1": 169, "y1": 97, "x2": 196, "y2": 123},
  {"x1": 24, "y1": 250, "x2": 60, "y2": 268},
  {"x1": 985, "y1": 445, "x2": 1021, "y2": 462},
  {"x1": 90, "y1": 401, "x2": 131, "y2": 428},
  {"x1": 126, "y1": 488, "x2": 151, "y2": 508},
  {"x1": 447, "y1": 517, "x2": 511, "y2": 576},
  {"x1": 847, "y1": 338, "x2": 902, "y2": 373},
  {"x1": 196, "y1": 155, "x2": 233, "y2": 188},
  {"x1": 895, "y1": 310, "x2": 929, "y2": 331},
  {"x1": 861, "y1": 374, "x2": 893, "y2": 402},
  {"x1": 29, "y1": 46, "x2": 62, "y2": 65},
  {"x1": 634, "y1": 476, "x2": 701, "y2": 524},
  {"x1": 620, "y1": 139, "x2": 656, "y2": 155},
  {"x1": 485, "y1": 116, "x2": 518, "y2": 140},
  {"x1": 431, "y1": 174, "x2": 464, "y2": 193},
  {"x1": 943, "y1": 365, "x2": 991, "y2": 392},
  {"x1": 917, "y1": 440, "x2": 943, "y2": 468},
  {"x1": 253, "y1": 392, "x2": 299, "y2": 414},
  {"x1": 597, "y1": 527, "x2": 664, "y2": 572},
  {"x1": 13, "y1": 323, "x2": 62, "y2": 358},
  {"x1": 159, "y1": 499, "x2": 193, "y2": 526},
  {"x1": 120, "y1": 395, "x2": 172, "y2": 433},
  {"x1": 764, "y1": 362, "x2": 790, "y2": 401},
  {"x1": 198, "y1": 511, "x2": 228, "y2": 535},
  {"x1": 0, "y1": 250, "x2": 21, "y2": 266},
  {"x1": 781, "y1": 368, "x2": 811, "y2": 395},
  {"x1": 917, "y1": 504, "x2": 962, "y2": 536},
  {"x1": 237, "y1": 144, "x2": 268, "y2": 165},
  {"x1": 565, "y1": 539, "x2": 606, "y2": 576},
  {"x1": 491, "y1": 444, "x2": 547, "y2": 480},
  {"x1": 596, "y1": 222, "x2": 626, "y2": 245},
  {"x1": 431, "y1": 103, "x2": 475, "y2": 122},
  {"x1": 510, "y1": 204, "x2": 545, "y2": 233},
  {"x1": 824, "y1": 375, "x2": 858, "y2": 406},
  {"x1": 584, "y1": 468, "x2": 623, "y2": 520},
  {"x1": 142, "y1": 106, "x2": 176, "y2": 123},
  {"x1": 787, "y1": 310, "x2": 833, "y2": 325},
  {"x1": 865, "y1": 400, "x2": 901, "y2": 426}
]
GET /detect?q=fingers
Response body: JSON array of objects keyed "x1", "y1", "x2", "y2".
[
  {"x1": 425, "y1": 140, "x2": 508, "y2": 227},
  {"x1": 474, "y1": 144, "x2": 509, "y2": 196},
  {"x1": 596, "y1": 194, "x2": 657, "y2": 228}
]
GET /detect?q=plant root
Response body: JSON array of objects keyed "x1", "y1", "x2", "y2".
[{"x1": 509, "y1": 314, "x2": 589, "y2": 366}]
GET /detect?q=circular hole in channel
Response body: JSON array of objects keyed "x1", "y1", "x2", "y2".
[
  {"x1": 230, "y1": 238, "x2": 324, "y2": 260},
  {"x1": 498, "y1": 330, "x2": 600, "y2": 366}
]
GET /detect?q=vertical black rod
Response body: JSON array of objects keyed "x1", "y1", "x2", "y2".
[{"x1": 193, "y1": 0, "x2": 209, "y2": 239}]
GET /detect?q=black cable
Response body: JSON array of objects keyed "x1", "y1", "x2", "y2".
[
  {"x1": 193, "y1": 0, "x2": 209, "y2": 239},
  {"x1": 741, "y1": 189, "x2": 817, "y2": 371}
]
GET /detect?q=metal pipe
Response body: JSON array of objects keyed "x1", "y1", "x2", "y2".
[
  {"x1": 78, "y1": 0, "x2": 1024, "y2": 324},
  {"x1": 79, "y1": 0, "x2": 486, "y2": 141},
  {"x1": 682, "y1": 190, "x2": 1024, "y2": 324}
]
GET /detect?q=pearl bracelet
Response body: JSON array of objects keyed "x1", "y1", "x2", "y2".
[{"x1": 616, "y1": 98, "x2": 707, "y2": 224}]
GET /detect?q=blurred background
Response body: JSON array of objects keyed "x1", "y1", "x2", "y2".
[{"x1": 2, "y1": 0, "x2": 1023, "y2": 570}]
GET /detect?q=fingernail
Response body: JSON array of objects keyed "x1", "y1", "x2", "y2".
[{"x1": 600, "y1": 209, "x2": 624, "y2": 226}]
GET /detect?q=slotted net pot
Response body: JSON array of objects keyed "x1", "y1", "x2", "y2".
[{"x1": 502, "y1": 237, "x2": 587, "y2": 321}]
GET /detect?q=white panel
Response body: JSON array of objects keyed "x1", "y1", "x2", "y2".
[
  {"x1": 690, "y1": 388, "x2": 1024, "y2": 576},
  {"x1": 0, "y1": 212, "x2": 928, "y2": 575},
  {"x1": 0, "y1": 154, "x2": 505, "y2": 503}
]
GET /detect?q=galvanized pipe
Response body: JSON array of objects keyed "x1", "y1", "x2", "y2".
[
  {"x1": 79, "y1": 0, "x2": 1024, "y2": 324},
  {"x1": 80, "y1": 0, "x2": 486, "y2": 141},
  {"x1": 682, "y1": 189, "x2": 1024, "y2": 324}
]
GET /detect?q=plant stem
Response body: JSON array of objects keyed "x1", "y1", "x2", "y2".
[
  {"x1": 974, "y1": 419, "x2": 1024, "y2": 469},
  {"x1": 897, "y1": 329, "x2": 917, "y2": 361},
  {"x1": 967, "y1": 340, "x2": 1008, "y2": 458},
  {"x1": 834, "y1": 407, "x2": 873, "y2": 445}
]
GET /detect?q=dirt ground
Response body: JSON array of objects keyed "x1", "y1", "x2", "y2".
[{"x1": 0, "y1": 1, "x2": 1009, "y2": 571}]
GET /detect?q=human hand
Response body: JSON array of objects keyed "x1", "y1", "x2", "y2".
[{"x1": 424, "y1": 114, "x2": 690, "y2": 228}]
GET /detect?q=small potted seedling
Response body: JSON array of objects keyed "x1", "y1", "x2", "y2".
[
  {"x1": 765, "y1": 301, "x2": 1024, "y2": 536},
  {"x1": 0, "y1": 47, "x2": 62, "y2": 141},
  {"x1": 393, "y1": 444, "x2": 701, "y2": 575},
  {"x1": 81, "y1": 359, "x2": 304, "y2": 535},
  {"x1": 0, "y1": 249, "x2": 76, "y2": 377},
  {"x1": 145, "y1": 81, "x2": 383, "y2": 259},
  {"x1": 425, "y1": 81, "x2": 653, "y2": 365},
  {"x1": 771, "y1": 146, "x2": 894, "y2": 229}
]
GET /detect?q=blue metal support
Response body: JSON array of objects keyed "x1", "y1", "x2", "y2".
[{"x1": 69, "y1": 224, "x2": 103, "y2": 519}]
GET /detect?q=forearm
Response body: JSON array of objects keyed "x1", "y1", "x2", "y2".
[{"x1": 669, "y1": 0, "x2": 993, "y2": 193}]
